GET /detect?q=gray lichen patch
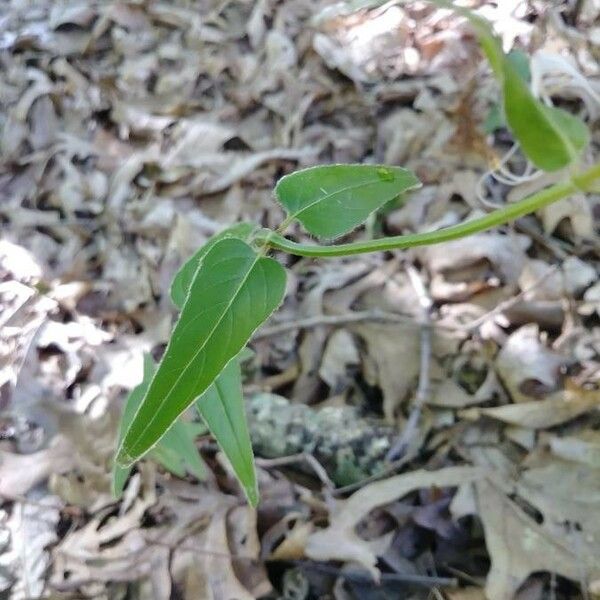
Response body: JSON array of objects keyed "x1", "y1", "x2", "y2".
[{"x1": 246, "y1": 394, "x2": 396, "y2": 486}]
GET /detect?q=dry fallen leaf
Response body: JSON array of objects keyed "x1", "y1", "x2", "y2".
[
  {"x1": 318, "y1": 329, "x2": 360, "y2": 394},
  {"x1": 352, "y1": 321, "x2": 421, "y2": 420},
  {"x1": 461, "y1": 387, "x2": 600, "y2": 429},
  {"x1": 0, "y1": 495, "x2": 61, "y2": 599},
  {"x1": 548, "y1": 430, "x2": 600, "y2": 467},
  {"x1": 0, "y1": 435, "x2": 75, "y2": 497},
  {"x1": 270, "y1": 519, "x2": 314, "y2": 561},
  {"x1": 476, "y1": 479, "x2": 600, "y2": 600},
  {"x1": 495, "y1": 324, "x2": 568, "y2": 403},
  {"x1": 2, "y1": 0, "x2": 599, "y2": 597},
  {"x1": 518, "y1": 257, "x2": 596, "y2": 301},
  {"x1": 419, "y1": 232, "x2": 531, "y2": 284},
  {"x1": 200, "y1": 506, "x2": 263, "y2": 600},
  {"x1": 305, "y1": 466, "x2": 481, "y2": 574}
]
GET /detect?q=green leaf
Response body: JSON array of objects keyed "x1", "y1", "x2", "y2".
[
  {"x1": 506, "y1": 49, "x2": 530, "y2": 83},
  {"x1": 434, "y1": 0, "x2": 588, "y2": 171},
  {"x1": 116, "y1": 238, "x2": 286, "y2": 468},
  {"x1": 275, "y1": 164, "x2": 421, "y2": 239},
  {"x1": 112, "y1": 355, "x2": 207, "y2": 497},
  {"x1": 150, "y1": 420, "x2": 207, "y2": 480},
  {"x1": 196, "y1": 357, "x2": 258, "y2": 505},
  {"x1": 502, "y1": 60, "x2": 589, "y2": 171},
  {"x1": 170, "y1": 222, "x2": 257, "y2": 309},
  {"x1": 484, "y1": 103, "x2": 504, "y2": 134}
]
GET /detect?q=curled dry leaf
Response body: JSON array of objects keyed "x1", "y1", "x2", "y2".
[
  {"x1": 495, "y1": 324, "x2": 568, "y2": 403},
  {"x1": 539, "y1": 195, "x2": 593, "y2": 240},
  {"x1": 270, "y1": 520, "x2": 314, "y2": 561},
  {"x1": 419, "y1": 232, "x2": 531, "y2": 284},
  {"x1": 318, "y1": 329, "x2": 360, "y2": 393},
  {"x1": 200, "y1": 506, "x2": 271, "y2": 600}
]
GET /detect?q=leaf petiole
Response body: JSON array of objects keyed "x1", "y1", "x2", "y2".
[{"x1": 257, "y1": 161, "x2": 600, "y2": 258}]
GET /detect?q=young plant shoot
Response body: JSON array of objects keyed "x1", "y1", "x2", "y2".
[{"x1": 114, "y1": 2, "x2": 599, "y2": 506}]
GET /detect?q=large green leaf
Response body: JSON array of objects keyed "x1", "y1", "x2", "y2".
[
  {"x1": 502, "y1": 59, "x2": 589, "y2": 171},
  {"x1": 275, "y1": 164, "x2": 421, "y2": 239},
  {"x1": 196, "y1": 357, "x2": 257, "y2": 505},
  {"x1": 116, "y1": 238, "x2": 286, "y2": 467},
  {"x1": 442, "y1": 0, "x2": 588, "y2": 171},
  {"x1": 112, "y1": 355, "x2": 207, "y2": 496},
  {"x1": 170, "y1": 222, "x2": 256, "y2": 308}
]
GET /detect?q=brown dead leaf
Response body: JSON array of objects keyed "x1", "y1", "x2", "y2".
[
  {"x1": 305, "y1": 466, "x2": 481, "y2": 574},
  {"x1": 318, "y1": 329, "x2": 360, "y2": 393},
  {"x1": 270, "y1": 519, "x2": 314, "y2": 561},
  {"x1": 0, "y1": 435, "x2": 75, "y2": 497},
  {"x1": 517, "y1": 454, "x2": 600, "y2": 539},
  {"x1": 541, "y1": 194, "x2": 594, "y2": 238},
  {"x1": 495, "y1": 324, "x2": 568, "y2": 403},
  {"x1": 200, "y1": 507, "x2": 258, "y2": 600},
  {"x1": 428, "y1": 378, "x2": 484, "y2": 408},
  {"x1": 352, "y1": 321, "x2": 421, "y2": 420},
  {"x1": 476, "y1": 479, "x2": 600, "y2": 600},
  {"x1": 291, "y1": 261, "x2": 370, "y2": 404},
  {"x1": 548, "y1": 430, "x2": 600, "y2": 467},
  {"x1": 420, "y1": 232, "x2": 531, "y2": 284},
  {"x1": 461, "y1": 387, "x2": 600, "y2": 429},
  {"x1": 227, "y1": 506, "x2": 272, "y2": 598},
  {"x1": 518, "y1": 257, "x2": 596, "y2": 301}
]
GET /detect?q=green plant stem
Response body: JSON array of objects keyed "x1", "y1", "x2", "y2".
[{"x1": 259, "y1": 162, "x2": 600, "y2": 258}]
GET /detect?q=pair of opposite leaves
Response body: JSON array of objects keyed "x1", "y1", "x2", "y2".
[{"x1": 114, "y1": 166, "x2": 420, "y2": 504}]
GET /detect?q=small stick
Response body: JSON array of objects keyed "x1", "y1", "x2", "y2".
[
  {"x1": 332, "y1": 455, "x2": 412, "y2": 496},
  {"x1": 459, "y1": 263, "x2": 560, "y2": 332},
  {"x1": 253, "y1": 309, "x2": 428, "y2": 339},
  {"x1": 256, "y1": 452, "x2": 335, "y2": 491},
  {"x1": 254, "y1": 261, "x2": 562, "y2": 342},
  {"x1": 292, "y1": 560, "x2": 458, "y2": 587}
]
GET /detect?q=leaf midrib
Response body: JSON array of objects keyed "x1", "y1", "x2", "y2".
[{"x1": 118, "y1": 245, "x2": 260, "y2": 462}]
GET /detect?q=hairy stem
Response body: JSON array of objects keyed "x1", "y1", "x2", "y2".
[{"x1": 259, "y1": 162, "x2": 600, "y2": 258}]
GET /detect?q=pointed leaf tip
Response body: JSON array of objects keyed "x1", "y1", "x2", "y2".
[{"x1": 118, "y1": 238, "x2": 286, "y2": 466}]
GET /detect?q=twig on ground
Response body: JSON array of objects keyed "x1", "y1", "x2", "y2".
[
  {"x1": 332, "y1": 454, "x2": 413, "y2": 496},
  {"x1": 256, "y1": 452, "x2": 335, "y2": 491},
  {"x1": 459, "y1": 263, "x2": 561, "y2": 332},
  {"x1": 253, "y1": 309, "x2": 424, "y2": 339},
  {"x1": 254, "y1": 261, "x2": 562, "y2": 342},
  {"x1": 291, "y1": 561, "x2": 458, "y2": 587}
]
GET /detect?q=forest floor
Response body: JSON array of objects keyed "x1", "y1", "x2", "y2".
[{"x1": 1, "y1": 1, "x2": 600, "y2": 599}]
